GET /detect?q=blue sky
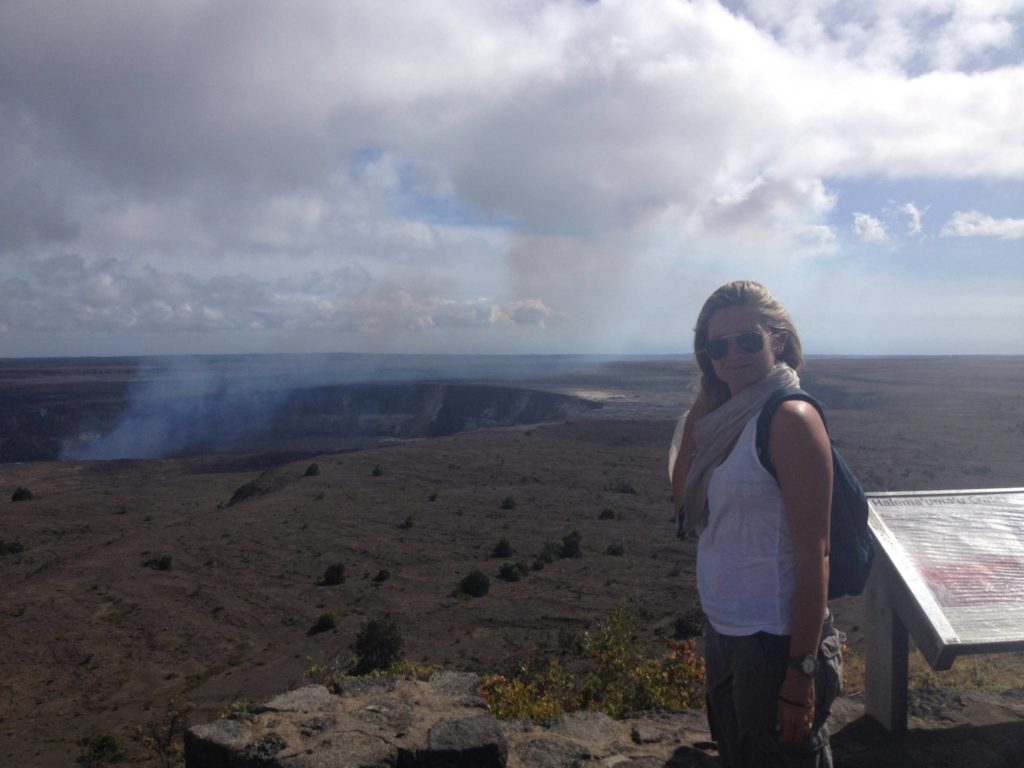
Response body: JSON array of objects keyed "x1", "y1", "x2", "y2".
[{"x1": 1, "y1": 0, "x2": 1022, "y2": 357}]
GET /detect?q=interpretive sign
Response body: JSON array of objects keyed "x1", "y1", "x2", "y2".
[{"x1": 864, "y1": 488, "x2": 1024, "y2": 731}]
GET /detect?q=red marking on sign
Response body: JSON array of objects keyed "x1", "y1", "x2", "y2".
[{"x1": 919, "y1": 558, "x2": 1023, "y2": 607}]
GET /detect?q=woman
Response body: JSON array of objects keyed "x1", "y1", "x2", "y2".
[{"x1": 669, "y1": 281, "x2": 843, "y2": 768}]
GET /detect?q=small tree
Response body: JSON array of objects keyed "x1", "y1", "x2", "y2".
[{"x1": 492, "y1": 538, "x2": 513, "y2": 558}]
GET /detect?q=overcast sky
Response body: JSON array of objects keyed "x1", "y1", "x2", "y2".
[{"x1": 2, "y1": 0, "x2": 1022, "y2": 358}]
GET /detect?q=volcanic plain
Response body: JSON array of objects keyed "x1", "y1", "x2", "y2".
[{"x1": 1, "y1": 354, "x2": 1023, "y2": 767}]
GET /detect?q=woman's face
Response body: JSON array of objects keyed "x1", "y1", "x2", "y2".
[{"x1": 705, "y1": 305, "x2": 777, "y2": 396}]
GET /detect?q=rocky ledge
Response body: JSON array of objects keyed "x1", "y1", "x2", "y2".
[{"x1": 184, "y1": 672, "x2": 721, "y2": 768}]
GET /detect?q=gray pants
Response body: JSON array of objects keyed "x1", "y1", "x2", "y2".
[{"x1": 704, "y1": 618, "x2": 844, "y2": 768}]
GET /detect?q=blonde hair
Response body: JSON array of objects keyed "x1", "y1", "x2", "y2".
[{"x1": 693, "y1": 280, "x2": 804, "y2": 408}]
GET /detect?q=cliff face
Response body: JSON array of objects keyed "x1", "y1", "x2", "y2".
[{"x1": 0, "y1": 382, "x2": 601, "y2": 462}]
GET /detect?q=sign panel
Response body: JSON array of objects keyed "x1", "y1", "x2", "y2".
[{"x1": 868, "y1": 489, "x2": 1024, "y2": 649}]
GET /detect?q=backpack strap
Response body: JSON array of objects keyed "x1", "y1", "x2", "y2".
[{"x1": 756, "y1": 387, "x2": 829, "y2": 479}]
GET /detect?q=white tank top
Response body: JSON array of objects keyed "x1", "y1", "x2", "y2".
[{"x1": 697, "y1": 411, "x2": 795, "y2": 636}]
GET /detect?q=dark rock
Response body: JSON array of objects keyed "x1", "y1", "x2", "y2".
[
  {"x1": 513, "y1": 736, "x2": 589, "y2": 768},
  {"x1": 353, "y1": 697, "x2": 414, "y2": 734},
  {"x1": 279, "y1": 731, "x2": 397, "y2": 768},
  {"x1": 239, "y1": 732, "x2": 287, "y2": 766},
  {"x1": 423, "y1": 715, "x2": 508, "y2": 767}
]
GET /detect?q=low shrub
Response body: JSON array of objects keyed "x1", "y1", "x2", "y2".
[
  {"x1": 428, "y1": 492, "x2": 438, "y2": 502},
  {"x1": 371, "y1": 464, "x2": 384, "y2": 477},
  {"x1": 76, "y1": 732, "x2": 126, "y2": 767},
  {"x1": 322, "y1": 562, "x2": 345, "y2": 586},
  {"x1": 398, "y1": 514, "x2": 414, "y2": 530},
  {"x1": 459, "y1": 570, "x2": 490, "y2": 597},
  {"x1": 606, "y1": 541, "x2": 625, "y2": 557},
  {"x1": 560, "y1": 531, "x2": 582, "y2": 559},
  {"x1": 0, "y1": 540, "x2": 25, "y2": 556},
  {"x1": 498, "y1": 561, "x2": 522, "y2": 582},
  {"x1": 492, "y1": 537, "x2": 513, "y2": 558},
  {"x1": 373, "y1": 569, "x2": 391, "y2": 582},
  {"x1": 500, "y1": 495, "x2": 516, "y2": 510},
  {"x1": 135, "y1": 696, "x2": 195, "y2": 768},
  {"x1": 481, "y1": 606, "x2": 705, "y2": 721},
  {"x1": 598, "y1": 508, "x2": 616, "y2": 520},
  {"x1": 11, "y1": 486, "x2": 33, "y2": 502},
  {"x1": 309, "y1": 611, "x2": 337, "y2": 635},
  {"x1": 304, "y1": 463, "x2": 320, "y2": 477},
  {"x1": 350, "y1": 617, "x2": 404, "y2": 674},
  {"x1": 606, "y1": 481, "x2": 637, "y2": 495},
  {"x1": 537, "y1": 540, "x2": 563, "y2": 564},
  {"x1": 143, "y1": 555, "x2": 173, "y2": 571}
]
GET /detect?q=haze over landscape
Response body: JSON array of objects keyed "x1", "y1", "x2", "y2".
[{"x1": 2, "y1": 0, "x2": 1023, "y2": 359}]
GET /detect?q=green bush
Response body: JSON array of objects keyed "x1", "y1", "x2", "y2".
[
  {"x1": 500, "y1": 496, "x2": 516, "y2": 510},
  {"x1": 11, "y1": 486, "x2": 33, "y2": 502},
  {"x1": 606, "y1": 541, "x2": 625, "y2": 557},
  {"x1": 350, "y1": 617, "x2": 404, "y2": 674},
  {"x1": 143, "y1": 555, "x2": 173, "y2": 571},
  {"x1": 498, "y1": 561, "x2": 522, "y2": 582},
  {"x1": 537, "y1": 540, "x2": 563, "y2": 564},
  {"x1": 76, "y1": 732, "x2": 125, "y2": 767},
  {"x1": 481, "y1": 606, "x2": 706, "y2": 721},
  {"x1": 492, "y1": 537, "x2": 513, "y2": 558},
  {"x1": 309, "y1": 611, "x2": 336, "y2": 635},
  {"x1": 304, "y1": 463, "x2": 320, "y2": 477},
  {"x1": 322, "y1": 562, "x2": 345, "y2": 586},
  {"x1": 459, "y1": 570, "x2": 490, "y2": 597}
]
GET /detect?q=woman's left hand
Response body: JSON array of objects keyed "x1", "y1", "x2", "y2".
[{"x1": 776, "y1": 669, "x2": 815, "y2": 743}]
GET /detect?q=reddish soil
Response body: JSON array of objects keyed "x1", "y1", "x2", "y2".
[{"x1": 1, "y1": 356, "x2": 1023, "y2": 767}]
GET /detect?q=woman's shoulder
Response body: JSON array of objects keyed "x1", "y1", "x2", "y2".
[{"x1": 769, "y1": 398, "x2": 827, "y2": 440}]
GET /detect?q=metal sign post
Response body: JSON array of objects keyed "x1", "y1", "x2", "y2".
[{"x1": 865, "y1": 488, "x2": 1024, "y2": 732}]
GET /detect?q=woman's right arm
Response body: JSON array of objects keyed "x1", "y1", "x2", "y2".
[{"x1": 671, "y1": 393, "x2": 711, "y2": 512}]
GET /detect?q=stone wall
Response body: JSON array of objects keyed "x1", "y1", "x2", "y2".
[{"x1": 184, "y1": 672, "x2": 720, "y2": 768}]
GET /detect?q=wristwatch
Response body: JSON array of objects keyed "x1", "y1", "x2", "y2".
[{"x1": 788, "y1": 655, "x2": 818, "y2": 676}]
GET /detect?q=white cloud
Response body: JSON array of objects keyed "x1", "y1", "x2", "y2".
[
  {"x1": 940, "y1": 210, "x2": 1024, "y2": 239},
  {"x1": 899, "y1": 202, "x2": 924, "y2": 235},
  {"x1": 852, "y1": 212, "x2": 889, "y2": 241},
  {"x1": 0, "y1": 0, "x2": 1022, "y2": 354}
]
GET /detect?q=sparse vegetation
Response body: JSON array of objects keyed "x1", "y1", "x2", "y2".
[
  {"x1": 76, "y1": 732, "x2": 126, "y2": 767},
  {"x1": 304, "y1": 463, "x2": 320, "y2": 477},
  {"x1": 459, "y1": 569, "x2": 490, "y2": 597},
  {"x1": 0, "y1": 540, "x2": 24, "y2": 556},
  {"x1": 11, "y1": 486, "x2": 33, "y2": 502},
  {"x1": 606, "y1": 481, "x2": 637, "y2": 495},
  {"x1": 606, "y1": 541, "x2": 625, "y2": 557},
  {"x1": 481, "y1": 606, "x2": 705, "y2": 720},
  {"x1": 135, "y1": 696, "x2": 195, "y2": 768},
  {"x1": 500, "y1": 495, "x2": 516, "y2": 510},
  {"x1": 228, "y1": 481, "x2": 258, "y2": 505},
  {"x1": 371, "y1": 464, "x2": 384, "y2": 477},
  {"x1": 598, "y1": 508, "x2": 616, "y2": 520},
  {"x1": 492, "y1": 537, "x2": 513, "y2": 558},
  {"x1": 142, "y1": 555, "x2": 173, "y2": 571},
  {"x1": 560, "y1": 530, "x2": 582, "y2": 559},
  {"x1": 498, "y1": 561, "x2": 525, "y2": 582},
  {"x1": 350, "y1": 617, "x2": 404, "y2": 674},
  {"x1": 373, "y1": 569, "x2": 391, "y2": 582},
  {"x1": 398, "y1": 514, "x2": 414, "y2": 530},
  {"x1": 322, "y1": 562, "x2": 345, "y2": 586},
  {"x1": 308, "y1": 611, "x2": 337, "y2": 635},
  {"x1": 428, "y1": 492, "x2": 438, "y2": 501}
]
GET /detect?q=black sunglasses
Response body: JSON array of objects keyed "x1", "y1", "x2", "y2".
[{"x1": 703, "y1": 330, "x2": 767, "y2": 361}]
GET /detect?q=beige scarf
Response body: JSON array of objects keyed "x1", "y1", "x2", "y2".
[{"x1": 672, "y1": 364, "x2": 800, "y2": 536}]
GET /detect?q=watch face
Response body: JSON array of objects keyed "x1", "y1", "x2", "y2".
[{"x1": 800, "y1": 657, "x2": 816, "y2": 675}]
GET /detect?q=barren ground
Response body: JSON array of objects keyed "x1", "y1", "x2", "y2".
[{"x1": 1, "y1": 355, "x2": 1023, "y2": 767}]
